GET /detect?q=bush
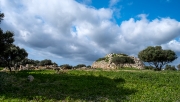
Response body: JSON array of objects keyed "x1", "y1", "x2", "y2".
[
  {"x1": 96, "y1": 57, "x2": 106, "y2": 62},
  {"x1": 164, "y1": 65, "x2": 177, "y2": 71},
  {"x1": 86, "y1": 65, "x2": 91, "y2": 68},
  {"x1": 144, "y1": 66, "x2": 154, "y2": 70},
  {"x1": 74, "y1": 64, "x2": 86, "y2": 69},
  {"x1": 60, "y1": 64, "x2": 73, "y2": 69}
]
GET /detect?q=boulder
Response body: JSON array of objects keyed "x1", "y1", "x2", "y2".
[{"x1": 27, "y1": 75, "x2": 34, "y2": 82}]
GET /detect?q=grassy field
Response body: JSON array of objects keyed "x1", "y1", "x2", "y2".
[
  {"x1": 0, "y1": 69, "x2": 180, "y2": 102},
  {"x1": 0, "y1": 67, "x2": 4, "y2": 70}
]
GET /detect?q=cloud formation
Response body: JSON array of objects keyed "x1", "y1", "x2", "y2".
[
  {"x1": 1, "y1": 0, "x2": 180, "y2": 65},
  {"x1": 109, "y1": 0, "x2": 120, "y2": 7}
]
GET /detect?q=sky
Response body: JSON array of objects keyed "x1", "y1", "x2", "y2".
[{"x1": 0, "y1": 0, "x2": 180, "y2": 66}]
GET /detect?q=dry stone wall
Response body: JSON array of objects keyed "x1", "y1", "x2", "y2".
[{"x1": 91, "y1": 53, "x2": 144, "y2": 69}]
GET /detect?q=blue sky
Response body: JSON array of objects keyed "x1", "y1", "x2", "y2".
[
  {"x1": 0, "y1": 0, "x2": 180, "y2": 66},
  {"x1": 77, "y1": 0, "x2": 180, "y2": 21}
]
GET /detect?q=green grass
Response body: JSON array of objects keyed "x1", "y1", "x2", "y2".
[
  {"x1": 0, "y1": 69, "x2": 180, "y2": 101},
  {"x1": 0, "y1": 67, "x2": 4, "y2": 70}
]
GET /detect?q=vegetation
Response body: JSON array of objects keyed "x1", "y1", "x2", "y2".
[
  {"x1": 60, "y1": 64, "x2": 73, "y2": 69},
  {"x1": 74, "y1": 64, "x2": 86, "y2": 69},
  {"x1": 0, "y1": 13, "x2": 28, "y2": 72},
  {"x1": 164, "y1": 65, "x2": 177, "y2": 71},
  {"x1": 144, "y1": 66, "x2": 154, "y2": 70},
  {"x1": 112, "y1": 53, "x2": 128, "y2": 57},
  {"x1": 112, "y1": 56, "x2": 135, "y2": 68},
  {"x1": 177, "y1": 64, "x2": 180, "y2": 70},
  {"x1": 138, "y1": 46, "x2": 177, "y2": 70},
  {"x1": 96, "y1": 57, "x2": 106, "y2": 62},
  {"x1": 95, "y1": 53, "x2": 130, "y2": 63},
  {"x1": 0, "y1": 69, "x2": 180, "y2": 101},
  {"x1": 0, "y1": 12, "x2": 4, "y2": 23}
]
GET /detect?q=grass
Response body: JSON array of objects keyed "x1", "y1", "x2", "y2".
[
  {"x1": 0, "y1": 67, "x2": 4, "y2": 70},
  {"x1": 0, "y1": 69, "x2": 180, "y2": 101}
]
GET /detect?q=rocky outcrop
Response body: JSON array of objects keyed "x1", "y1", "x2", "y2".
[{"x1": 91, "y1": 53, "x2": 144, "y2": 69}]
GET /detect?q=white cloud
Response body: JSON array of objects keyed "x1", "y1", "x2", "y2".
[
  {"x1": 120, "y1": 14, "x2": 180, "y2": 45},
  {"x1": 109, "y1": 0, "x2": 120, "y2": 7},
  {"x1": 1, "y1": 0, "x2": 180, "y2": 66},
  {"x1": 162, "y1": 39, "x2": 180, "y2": 52}
]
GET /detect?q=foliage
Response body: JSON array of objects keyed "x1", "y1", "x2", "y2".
[
  {"x1": 0, "y1": 13, "x2": 28, "y2": 72},
  {"x1": 138, "y1": 46, "x2": 177, "y2": 70},
  {"x1": 111, "y1": 53, "x2": 128, "y2": 57},
  {"x1": 74, "y1": 64, "x2": 86, "y2": 68},
  {"x1": 164, "y1": 65, "x2": 177, "y2": 71},
  {"x1": 86, "y1": 65, "x2": 91, "y2": 68},
  {"x1": 112, "y1": 56, "x2": 135, "y2": 68},
  {"x1": 0, "y1": 12, "x2": 4, "y2": 23},
  {"x1": 60, "y1": 64, "x2": 73, "y2": 69},
  {"x1": 0, "y1": 41, "x2": 28, "y2": 71},
  {"x1": 0, "y1": 70, "x2": 180, "y2": 101},
  {"x1": 96, "y1": 57, "x2": 106, "y2": 62},
  {"x1": 39, "y1": 59, "x2": 53, "y2": 66},
  {"x1": 177, "y1": 64, "x2": 180, "y2": 71},
  {"x1": 0, "y1": 67, "x2": 3, "y2": 70},
  {"x1": 144, "y1": 66, "x2": 154, "y2": 70},
  {"x1": 20, "y1": 58, "x2": 57, "y2": 67}
]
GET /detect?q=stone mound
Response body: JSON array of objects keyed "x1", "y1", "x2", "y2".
[{"x1": 91, "y1": 53, "x2": 144, "y2": 69}]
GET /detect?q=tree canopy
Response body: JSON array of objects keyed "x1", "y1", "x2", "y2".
[
  {"x1": 0, "y1": 12, "x2": 4, "y2": 23},
  {"x1": 0, "y1": 12, "x2": 28, "y2": 72},
  {"x1": 138, "y1": 46, "x2": 177, "y2": 70}
]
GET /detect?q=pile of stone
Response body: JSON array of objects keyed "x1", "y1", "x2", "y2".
[{"x1": 91, "y1": 53, "x2": 144, "y2": 69}]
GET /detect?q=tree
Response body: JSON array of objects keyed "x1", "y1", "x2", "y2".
[
  {"x1": 177, "y1": 64, "x2": 180, "y2": 71},
  {"x1": 164, "y1": 65, "x2": 177, "y2": 71},
  {"x1": 112, "y1": 56, "x2": 135, "y2": 69},
  {"x1": 74, "y1": 64, "x2": 86, "y2": 68},
  {"x1": 0, "y1": 30, "x2": 15, "y2": 71},
  {"x1": 39, "y1": 59, "x2": 53, "y2": 66},
  {"x1": 60, "y1": 64, "x2": 72, "y2": 69},
  {"x1": 1, "y1": 44, "x2": 28, "y2": 72},
  {"x1": 138, "y1": 46, "x2": 177, "y2": 70},
  {"x1": 0, "y1": 12, "x2": 4, "y2": 23},
  {"x1": 0, "y1": 13, "x2": 28, "y2": 71},
  {"x1": 0, "y1": 30, "x2": 14, "y2": 55}
]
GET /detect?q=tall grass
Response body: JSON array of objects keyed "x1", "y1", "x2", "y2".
[{"x1": 0, "y1": 69, "x2": 180, "y2": 101}]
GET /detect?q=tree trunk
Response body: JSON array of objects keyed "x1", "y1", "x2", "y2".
[{"x1": 8, "y1": 65, "x2": 11, "y2": 72}]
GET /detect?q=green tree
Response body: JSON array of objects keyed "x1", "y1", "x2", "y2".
[
  {"x1": 164, "y1": 65, "x2": 177, "y2": 71},
  {"x1": 177, "y1": 64, "x2": 180, "y2": 71},
  {"x1": 0, "y1": 12, "x2": 4, "y2": 23},
  {"x1": 74, "y1": 64, "x2": 86, "y2": 68},
  {"x1": 0, "y1": 13, "x2": 28, "y2": 71},
  {"x1": 138, "y1": 46, "x2": 177, "y2": 71},
  {"x1": 2, "y1": 44, "x2": 28, "y2": 71},
  {"x1": 60, "y1": 64, "x2": 72, "y2": 69},
  {"x1": 40, "y1": 59, "x2": 53, "y2": 66},
  {"x1": 112, "y1": 56, "x2": 135, "y2": 69}
]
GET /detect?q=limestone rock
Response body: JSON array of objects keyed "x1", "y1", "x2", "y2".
[
  {"x1": 27, "y1": 75, "x2": 34, "y2": 82},
  {"x1": 91, "y1": 53, "x2": 144, "y2": 69}
]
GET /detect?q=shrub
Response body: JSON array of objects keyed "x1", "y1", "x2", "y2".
[
  {"x1": 60, "y1": 64, "x2": 73, "y2": 69},
  {"x1": 96, "y1": 57, "x2": 106, "y2": 62},
  {"x1": 74, "y1": 64, "x2": 86, "y2": 68},
  {"x1": 86, "y1": 65, "x2": 91, "y2": 68},
  {"x1": 164, "y1": 65, "x2": 177, "y2": 71},
  {"x1": 177, "y1": 64, "x2": 180, "y2": 71},
  {"x1": 144, "y1": 66, "x2": 154, "y2": 70}
]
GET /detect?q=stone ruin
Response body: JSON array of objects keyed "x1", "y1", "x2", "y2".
[{"x1": 91, "y1": 53, "x2": 144, "y2": 69}]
